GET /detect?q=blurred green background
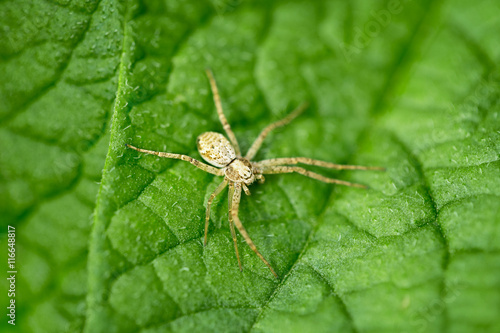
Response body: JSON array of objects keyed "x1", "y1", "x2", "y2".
[{"x1": 1, "y1": 0, "x2": 499, "y2": 332}]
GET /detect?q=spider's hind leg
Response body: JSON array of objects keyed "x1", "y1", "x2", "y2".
[{"x1": 205, "y1": 69, "x2": 241, "y2": 156}]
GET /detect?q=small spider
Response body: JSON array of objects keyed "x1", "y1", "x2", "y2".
[{"x1": 126, "y1": 69, "x2": 384, "y2": 279}]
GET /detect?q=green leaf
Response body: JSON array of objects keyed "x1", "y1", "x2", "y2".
[
  {"x1": 1, "y1": 0, "x2": 499, "y2": 332},
  {"x1": 1, "y1": 0, "x2": 122, "y2": 331}
]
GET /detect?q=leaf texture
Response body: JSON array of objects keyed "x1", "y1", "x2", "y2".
[{"x1": 1, "y1": 0, "x2": 499, "y2": 332}]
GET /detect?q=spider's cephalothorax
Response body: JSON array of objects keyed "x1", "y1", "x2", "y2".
[
  {"x1": 126, "y1": 69, "x2": 384, "y2": 279},
  {"x1": 224, "y1": 158, "x2": 255, "y2": 185}
]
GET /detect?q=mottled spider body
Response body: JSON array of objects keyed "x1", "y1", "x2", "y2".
[
  {"x1": 197, "y1": 132, "x2": 236, "y2": 167},
  {"x1": 126, "y1": 69, "x2": 383, "y2": 279},
  {"x1": 224, "y1": 158, "x2": 255, "y2": 184},
  {"x1": 197, "y1": 131, "x2": 256, "y2": 184}
]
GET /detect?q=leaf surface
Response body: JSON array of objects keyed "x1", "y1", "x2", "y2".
[
  {"x1": 1, "y1": 0, "x2": 499, "y2": 332},
  {"x1": 1, "y1": 0, "x2": 122, "y2": 331}
]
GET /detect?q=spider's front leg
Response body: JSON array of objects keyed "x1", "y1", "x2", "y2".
[
  {"x1": 228, "y1": 182, "x2": 242, "y2": 272},
  {"x1": 256, "y1": 165, "x2": 368, "y2": 188},
  {"x1": 230, "y1": 182, "x2": 279, "y2": 279},
  {"x1": 242, "y1": 183, "x2": 251, "y2": 196},
  {"x1": 255, "y1": 174, "x2": 265, "y2": 184},
  {"x1": 257, "y1": 157, "x2": 385, "y2": 171},
  {"x1": 204, "y1": 179, "x2": 228, "y2": 246},
  {"x1": 245, "y1": 102, "x2": 309, "y2": 161}
]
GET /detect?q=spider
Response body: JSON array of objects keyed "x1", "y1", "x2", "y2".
[{"x1": 126, "y1": 69, "x2": 384, "y2": 279}]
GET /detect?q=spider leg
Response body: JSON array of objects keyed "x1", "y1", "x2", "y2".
[
  {"x1": 204, "y1": 178, "x2": 228, "y2": 246},
  {"x1": 255, "y1": 174, "x2": 265, "y2": 184},
  {"x1": 242, "y1": 183, "x2": 251, "y2": 196},
  {"x1": 126, "y1": 144, "x2": 224, "y2": 176},
  {"x1": 256, "y1": 157, "x2": 385, "y2": 171},
  {"x1": 228, "y1": 182, "x2": 242, "y2": 271},
  {"x1": 245, "y1": 102, "x2": 309, "y2": 161},
  {"x1": 231, "y1": 183, "x2": 279, "y2": 279},
  {"x1": 205, "y1": 69, "x2": 241, "y2": 156},
  {"x1": 259, "y1": 166, "x2": 367, "y2": 188}
]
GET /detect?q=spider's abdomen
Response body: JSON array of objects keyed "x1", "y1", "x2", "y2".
[{"x1": 197, "y1": 132, "x2": 236, "y2": 167}]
